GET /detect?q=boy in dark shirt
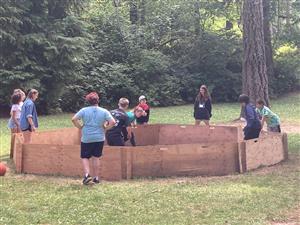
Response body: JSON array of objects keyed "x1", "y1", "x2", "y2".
[
  {"x1": 106, "y1": 98, "x2": 131, "y2": 146},
  {"x1": 238, "y1": 94, "x2": 262, "y2": 140}
]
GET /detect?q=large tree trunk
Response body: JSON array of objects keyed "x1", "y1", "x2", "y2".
[
  {"x1": 129, "y1": 0, "x2": 138, "y2": 25},
  {"x1": 194, "y1": 0, "x2": 201, "y2": 35},
  {"x1": 263, "y1": 0, "x2": 275, "y2": 85},
  {"x1": 140, "y1": 0, "x2": 146, "y2": 25},
  {"x1": 242, "y1": 0, "x2": 270, "y2": 106}
]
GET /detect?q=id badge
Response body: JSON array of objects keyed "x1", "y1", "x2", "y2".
[{"x1": 199, "y1": 103, "x2": 204, "y2": 108}]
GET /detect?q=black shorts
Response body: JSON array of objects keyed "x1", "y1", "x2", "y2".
[
  {"x1": 22, "y1": 125, "x2": 32, "y2": 132},
  {"x1": 80, "y1": 141, "x2": 104, "y2": 159},
  {"x1": 244, "y1": 127, "x2": 261, "y2": 140},
  {"x1": 106, "y1": 134, "x2": 125, "y2": 146}
]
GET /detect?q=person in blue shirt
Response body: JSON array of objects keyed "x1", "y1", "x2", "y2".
[
  {"x1": 238, "y1": 94, "x2": 262, "y2": 140},
  {"x1": 72, "y1": 92, "x2": 115, "y2": 185},
  {"x1": 20, "y1": 89, "x2": 39, "y2": 144}
]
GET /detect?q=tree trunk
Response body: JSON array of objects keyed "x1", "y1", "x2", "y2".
[
  {"x1": 194, "y1": 0, "x2": 201, "y2": 35},
  {"x1": 140, "y1": 0, "x2": 146, "y2": 25},
  {"x1": 242, "y1": 0, "x2": 270, "y2": 106},
  {"x1": 263, "y1": 0, "x2": 275, "y2": 85},
  {"x1": 129, "y1": 0, "x2": 138, "y2": 25}
]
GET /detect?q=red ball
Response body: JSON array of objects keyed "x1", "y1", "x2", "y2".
[{"x1": 0, "y1": 163, "x2": 7, "y2": 176}]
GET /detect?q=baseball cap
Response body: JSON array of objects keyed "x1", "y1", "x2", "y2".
[{"x1": 139, "y1": 95, "x2": 146, "y2": 102}]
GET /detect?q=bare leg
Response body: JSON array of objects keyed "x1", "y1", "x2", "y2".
[
  {"x1": 91, "y1": 157, "x2": 100, "y2": 178},
  {"x1": 22, "y1": 131, "x2": 32, "y2": 144},
  {"x1": 203, "y1": 120, "x2": 210, "y2": 126},
  {"x1": 195, "y1": 120, "x2": 200, "y2": 125},
  {"x1": 81, "y1": 158, "x2": 90, "y2": 175}
]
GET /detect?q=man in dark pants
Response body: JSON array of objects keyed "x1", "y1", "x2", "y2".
[
  {"x1": 238, "y1": 94, "x2": 262, "y2": 140},
  {"x1": 106, "y1": 98, "x2": 131, "y2": 146}
]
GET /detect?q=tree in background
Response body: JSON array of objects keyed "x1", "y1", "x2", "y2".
[
  {"x1": 242, "y1": 0, "x2": 270, "y2": 105},
  {"x1": 0, "y1": 0, "x2": 88, "y2": 114}
]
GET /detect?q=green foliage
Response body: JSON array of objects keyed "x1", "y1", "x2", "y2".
[
  {"x1": 270, "y1": 45, "x2": 300, "y2": 96},
  {"x1": 0, "y1": 0, "x2": 88, "y2": 114},
  {"x1": 0, "y1": 0, "x2": 299, "y2": 114}
]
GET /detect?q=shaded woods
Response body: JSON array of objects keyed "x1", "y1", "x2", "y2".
[{"x1": 1, "y1": 0, "x2": 299, "y2": 114}]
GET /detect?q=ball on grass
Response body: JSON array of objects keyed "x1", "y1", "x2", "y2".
[{"x1": 0, "y1": 162, "x2": 7, "y2": 176}]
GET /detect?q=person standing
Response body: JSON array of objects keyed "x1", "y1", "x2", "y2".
[
  {"x1": 136, "y1": 95, "x2": 150, "y2": 125},
  {"x1": 193, "y1": 85, "x2": 212, "y2": 126},
  {"x1": 72, "y1": 92, "x2": 115, "y2": 185},
  {"x1": 20, "y1": 89, "x2": 39, "y2": 144},
  {"x1": 238, "y1": 94, "x2": 262, "y2": 140},
  {"x1": 106, "y1": 98, "x2": 131, "y2": 146},
  {"x1": 8, "y1": 92, "x2": 25, "y2": 158}
]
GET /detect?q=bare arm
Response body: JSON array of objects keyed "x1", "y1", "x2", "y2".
[
  {"x1": 104, "y1": 118, "x2": 116, "y2": 130},
  {"x1": 27, "y1": 117, "x2": 36, "y2": 132},
  {"x1": 72, "y1": 115, "x2": 83, "y2": 129}
]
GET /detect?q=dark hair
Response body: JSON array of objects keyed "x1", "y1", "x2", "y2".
[
  {"x1": 196, "y1": 85, "x2": 210, "y2": 102},
  {"x1": 27, "y1": 89, "x2": 38, "y2": 99},
  {"x1": 11, "y1": 93, "x2": 22, "y2": 104},
  {"x1": 85, "y1": 92, "x2": 99, "y2": 105},
  {"x1": 238, "y1": 94, "x2": 250, "y2": 104},
  {"x1": 256, "y1": 99, "x2": 265, "y2": 105}
]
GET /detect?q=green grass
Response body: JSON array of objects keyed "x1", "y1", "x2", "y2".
[{"x1": 0, "y1": 93, "x2": 299, "y2": 225}]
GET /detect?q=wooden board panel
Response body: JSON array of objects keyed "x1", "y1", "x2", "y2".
[
  {"x1": 132, "y1": 125, "x2": 160, "y2": 146},
  {"x1": 158, "y1": 125, "x2": 239, "y2": 145},
  {"x1": 244, "y1": 133, "x2": 286, "y2": 171},
  {"x1": 131, "y1": 146, "x2": 163, "y2": 177},
  {"x1": 21, "y1": 144, "x2": 125, "y2": 180},
  {"x1": 30, "y1": 128, "x2": 81, "y2": 145},
  {"x1": 161, "y1": 143, "x2": 239, "y2": 176}
]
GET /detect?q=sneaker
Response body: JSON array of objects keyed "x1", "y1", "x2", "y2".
[
  {"x1": 82, "y1": 174, "x2": 92, "y2": 185},
  {"x1": 93, "y1": 177, "x2": 100, "y2": 184}
]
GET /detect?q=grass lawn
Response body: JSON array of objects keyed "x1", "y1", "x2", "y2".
[{"x1": 0, "y1": 93, "x2": 299, "y2": 225}]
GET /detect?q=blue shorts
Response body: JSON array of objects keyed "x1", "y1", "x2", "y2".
[
  {"x1": 80, "y1": 141, "x2": 104, "y2": 159},
  {"x1": 8, "y1": 118, "x2": 20, "y2": 129}
]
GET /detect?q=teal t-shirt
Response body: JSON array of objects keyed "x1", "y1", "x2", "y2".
[
  {"x1": 75, "y1": 106, "x2": 113, "y2": 143},
  {"x1": 126, "y1": 111, "x2": 136, "y2": 124},
  {"x1": 256, "y1": 106, "x2": 280, "y2": 127}
]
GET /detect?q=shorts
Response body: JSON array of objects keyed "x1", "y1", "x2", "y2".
[
  {"x1": 80, "y1": 141, "x2": 104, "y2": 159},
  {"x1": 8, "y1": 118, "x2": 20, "y2": 129},
  {"x1": 244, "y1": 127, "x2": 261, "y2": 140},
  {"x1": 106, "y1": 134, "x2": 125, "y2": 146},
  {"x1": 268, "y1": 125, "x2": 281, "y2": 133}
]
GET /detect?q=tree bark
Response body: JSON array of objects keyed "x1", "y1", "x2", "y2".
[
  {"x1": 140, "y1": 0, "x2": 146, "y2": 25},
  {"x1": 242, "y1": 0, "x2": 270, "y2": 106},
  {"x1": 129, "y1": 0, "x2": 138, "y2": 25},
  {"x1": 194, "y1": 0, "x2": 201, "y2": 35},
  {"x1": 263, "y1": 0, "x2": 275, "y2": 85}
]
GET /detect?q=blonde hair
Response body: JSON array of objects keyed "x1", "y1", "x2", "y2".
[{"x1": 118, "y1": 98, "x2": 129, "y2": 108}]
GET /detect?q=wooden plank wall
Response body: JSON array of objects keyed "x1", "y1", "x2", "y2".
[
  {"x1": 158, "y1": 125, "x2": 239, "y2": 145},
  {"x1": 243, "y1": 133, "x2": 287, "y2": 171}
]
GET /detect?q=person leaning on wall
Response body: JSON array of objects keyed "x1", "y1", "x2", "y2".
[
  {"x1": 20, "y1": 89, "x2": 39, "y2": 144},
  {"x1": 238, "y1": 94, "x2": 262, "y2": 140}
]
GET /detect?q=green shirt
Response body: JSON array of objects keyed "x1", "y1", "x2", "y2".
[
  {"x1": 126, "y1": 111, "x2": 136, "y2": 124},
  {"x1": 256, "y1": 106, "x2": 280, "y2": 127}
]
